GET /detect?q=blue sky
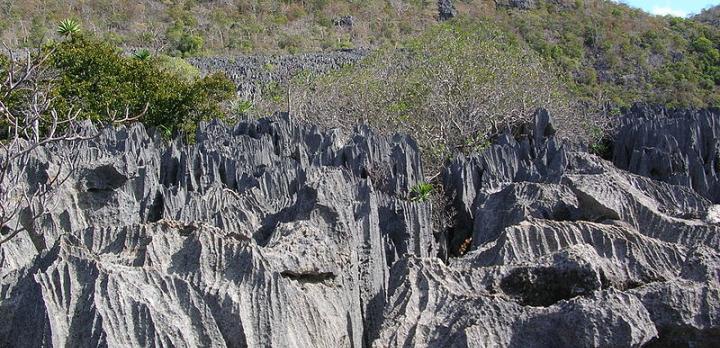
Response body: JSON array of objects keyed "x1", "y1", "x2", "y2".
[{"x1": 617, "y1": 0, "x2": 719, "y2": 17}]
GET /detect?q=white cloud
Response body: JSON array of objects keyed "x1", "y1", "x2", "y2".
[{"x1": 650, "y1": 6, "x2": 688, "y2": 17}]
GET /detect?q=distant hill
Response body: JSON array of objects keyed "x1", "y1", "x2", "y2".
[
  {"x1": 495, "y1": 1, "x2": 720, "y2": 108},
  {"x1": 693, "y1": 5, "x2": 720, "y2": 27},
  {"x1": 1, "y1": 0, "x2": 719, "y2": 109}
]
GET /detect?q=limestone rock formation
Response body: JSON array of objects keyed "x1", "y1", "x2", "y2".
[
  {"x1": 0, "y1": 114, "x2": 432, "y2": 347},
  {"x1": 612, "y1": 104, "x2": 720, "y2": 203},
  {"x1": 438, "y1": 0, "x2": 457, "y2": 21},
  {"x1": 432, "y1": 110, "x2": 720, "y2": 347},
  {"x1": 1, "y1": 110, "x2": 719, "y2": 347},
  {"x1": 189, "y1": 52, "x2": 366, "y2": 101},
  {"x1": 495, "y1": 0, "x2": 538, "y2": 10},
  {"x1": 333, "y1": 16, "x2": 355, "y2": 28}
]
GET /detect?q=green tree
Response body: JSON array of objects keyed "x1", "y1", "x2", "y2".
[
  {"x1": 165, "y1": 2, "x2": 205, "y2": 57},
  {"x1": 48, "y1": 34, "x2": 234, "y2": 138}
]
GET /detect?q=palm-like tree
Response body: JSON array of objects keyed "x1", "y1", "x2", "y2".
[
  {"x1": 57, "y1": 19, "x2": 81, "y2": 38},
  {"x1": 133, "y1": 49, "x2": 151, "y2": 61}
]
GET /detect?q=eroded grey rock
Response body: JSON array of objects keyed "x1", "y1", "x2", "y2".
[
  {"x1": 1, "y1": 108, "x2": 719, "y2": 347},
  {"x1": 612, "y1": 104, "x2": 720, "y2": 203},
  {"x1": 189, "y1": 52, "x2": 367, "y2": 101},
  {"x1": 438, "y1": 0, "x2": 457, "y2": 21},
  {"x1": 431, "y1": 109, "x2": 720, "y2": 347},
  {"x1": 0, "y1": 114, "x2": 432, "y2": 348}
]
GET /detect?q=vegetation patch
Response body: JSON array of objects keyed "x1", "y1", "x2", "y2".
[
  {"x1": 2, "y1": 28, "x2": 235, "y2": 141},
  {"x1": 292, "y1": 20, "x2": 595, "y2": 173},
  {"x1": 410, "y1": 182, "x2": 434, "y2": 202}
]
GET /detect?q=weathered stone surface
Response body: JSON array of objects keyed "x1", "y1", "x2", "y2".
[
  {"x1": 189, "y1": 52, "x2": 366, "y2": 101},
  {"x1": 1, "y1": 108, "x2": 719, "y2": 347},
  {"x1": 495, "y1": 0, "x2": 539, "y2": 10},
  {"x1": 373, "y1": 256, "x2": 658, "y2": 348},
  {"x1": 333, "y1": 16, "x2": 355, "y2": 28},
  {"x1": 612, "y1": 104, "x2": 720, "y2": 203},
  {"x1": 430, "y1": 109, "x2": 720, "y2": 347},
  {"x1": 0, "y1": 114, "x2": 432, "y2": 347},
  {"x1": 438, "y1": 0, "x2": 457, "y2": 21}
]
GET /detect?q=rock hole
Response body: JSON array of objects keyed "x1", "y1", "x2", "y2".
[
  {"x1": 81, "y1": 164, "x2": 127, "y2": 192},
  {"x1": 500, "y1": 267, "x2": 600, "y2": 307},
  {"x1": 280, "y1": 271, "x2": 336, "y2": 284},
  {"x1": 146, "y1": 192, "x2": 164, "y2": 223}
]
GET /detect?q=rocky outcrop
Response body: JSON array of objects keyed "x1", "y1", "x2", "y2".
[
  {"x1": 333, "y1": 16, "x2": 355, "y2": 28},
  {"x1": 429, "y1": 110, "x2": 720, "y2": 347},
  {"x1": 495, "y1": 0, "x2": 539, "y2": 10},
  {"x1": 494, "y1": 0, "x2": 578, "y2": 10},
  {"x1": 1, "y1": 110, "x2": 719, "y2": 347},
  {"x1": 612, "y1": 104, "x2": 720, "y2": 203},
  {"x1": 189, "y1": 52, "x2": 366, "y2": 101},
  {"x1": 0, "y1": 114, "x2": 432, "y2": 347},
  {"x1": 438, "y1": 0, "x2": 457, "y2": 21}
]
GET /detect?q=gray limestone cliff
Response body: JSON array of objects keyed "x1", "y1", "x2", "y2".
[
  {"x1": 612, "y1": 104, "x2": 720, "y2": 204},
  {"x1": 1, "y1": 110, "x2": 719, "y2": 347}
]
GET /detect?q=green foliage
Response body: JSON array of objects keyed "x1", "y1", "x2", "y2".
[
  {"x1": 57, "y1": 19, "x2": 80, "y2": 37},
  {"x1": 262, "y1": 81, "x2": 285, "y2": 103},
  {"x1": 158, "y1": 125, "x2": 173, "y2": 140},
  {"x1": 3, "y1": 0, "x2": 720, "y2": 147},
  {"x1": 165, "y1": 2, "x2": 204, "y2": 57},
  {"x1": 133, "y1": 49, "x2": 151, "y2": 61},
  {"x1": 176, "y1": 33, "x2": 204, "y2": 56},
  {"x1": 410, "y1": 182, "x2": 434, "y2": 202},
  {"x1": 152, "y1": 55, "x2": 201, "y2": 81},
  {"x1": 47, "y1": 34, "x2": 234, "y2": 139},
  {"x1": 26, "y1": 16, "x2": 48, "y2": 47},
  {"x1": 278, "y1": 35, "x2": 302, "y2": 54},
  {"x1": 589, "y1": 140, "x2": 611, "y2": 158},
  {"x1": 500, "y1": 1, "x2": 720, "y2": 108},
  {"x1": 464, "y1": 134, "x2": 492, "y2": 154},
  {"x1": 233, "y1": 99, "x2": 254, "y2": 115}
]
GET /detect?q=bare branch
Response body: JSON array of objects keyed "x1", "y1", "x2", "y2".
[{"x1": 0, "y1": 44, "x2": 96, "y2": 246}]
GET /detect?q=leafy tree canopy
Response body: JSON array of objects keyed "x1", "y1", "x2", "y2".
[{"x1": 47, "y1": 34, "x2": 234, "y2": 139}]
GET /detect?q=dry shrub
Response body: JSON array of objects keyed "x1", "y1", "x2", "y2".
[{"x1": 291, "y1": 19, "x2": 601, "y2": 175}]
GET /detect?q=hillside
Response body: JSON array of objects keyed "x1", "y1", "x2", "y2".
[
  {"x1": 2, "y1": 1, "x2": 719, "y2": 111},
  {"x1": 694, "y1": 5, "x2": 720, "y2": 28}
]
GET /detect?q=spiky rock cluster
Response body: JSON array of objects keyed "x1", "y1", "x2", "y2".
[{"x1": 1, "y1": 110, "x2": 718, "y2": 347}]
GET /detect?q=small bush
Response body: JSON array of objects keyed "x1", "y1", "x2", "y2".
[
  {"x1": 410, "y1": 182, "x2": 434, "y2": 202},
  {"x1": 153, "y1": 55, "x2": 201, "y2": 81},
  {"x1": 177, "y1": 33, "x2": 204, "y2": 56},
  {"x1": 233, "y1": 99, "x2": 254, "y2": 116}
]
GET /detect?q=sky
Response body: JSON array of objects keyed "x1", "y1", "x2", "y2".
[{"x1": 617, "y1": 0, "x2": 719, "y2": 17}]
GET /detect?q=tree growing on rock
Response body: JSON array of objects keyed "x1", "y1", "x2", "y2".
[{"x1": 0, "y1": 19, "x2": 235, "y2": 245}]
